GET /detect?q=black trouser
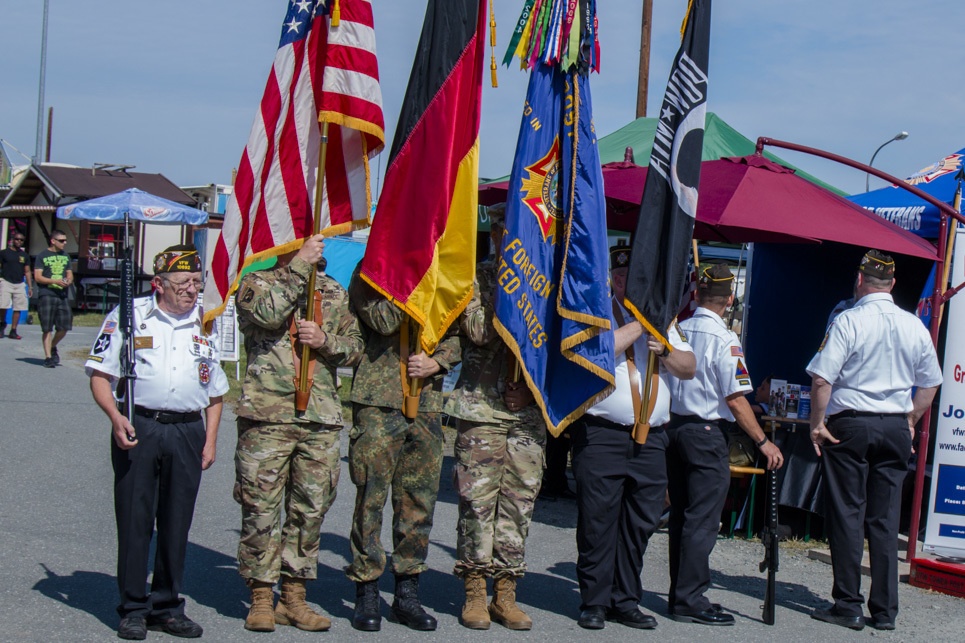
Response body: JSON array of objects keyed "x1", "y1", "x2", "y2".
[
  {"x1": 666, "y1": 416, "x2": 729, "y2": 614},
  {"x1": 822, "y1": 412, "x2": 910, "y2": 623},
  {"x1": 112, "y1": 414, "x2": 205, "y2": 619},
  {"x1": 571, "y1": 416, "x2": 668, "y2": 612}
]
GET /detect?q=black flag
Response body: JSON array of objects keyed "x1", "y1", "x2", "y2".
[{"x1": 624, "y1": 0, "x2": 711, "y2": 346}]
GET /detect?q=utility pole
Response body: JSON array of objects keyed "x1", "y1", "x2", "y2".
[
  {"x1": 635, "y1": 0, "x2": 653, "y2": 118},
  {"x1": 34, "y1": 0, "x2": 50, "y2": 164}
]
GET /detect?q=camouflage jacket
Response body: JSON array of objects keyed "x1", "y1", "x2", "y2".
[
  {"x1": 445, "y1": 261, "x2": 540, "y2": 425},
  {"x1": 235, "y1": 257, "x2": 362, "y2": 425},
  {"x1": 348, "y1": 267, "x2": 462, "y2": 412}
]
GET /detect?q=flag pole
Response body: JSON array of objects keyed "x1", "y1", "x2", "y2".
[
  {"x1": 404, "y1": 318, "x2": 423, "y2": 419},
  {"x1": 937, "y1": 174, "x2": 963, "y2": 328},
  {"x1": 296, "y1": 121, "x2": 330, "y2": 414},
  {"x1": 633, "y1": 352, "x2": 658, "y2": 444}
]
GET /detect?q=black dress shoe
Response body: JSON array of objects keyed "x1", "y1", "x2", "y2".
[
  {"x1": 672, "y1": 607, "x2": 735, "y2": 626},
  {"x1": 146, "y1": 614, "x2": 203, "y2": 638},
  {"x1": 811, "y1": 607, "x2": 865, "y2": 631},
  {"x1": 577, "y1": 606, "x2": 606, "y2": 630},
  {"x1": 606, "y1": 607, "x2": 657, "y2": 629},
  {"x1": 117, "y1": 616, "x2": 147, "y2": 640},
  {"x1": 870, "y1": 619, "x2": 896, "y2": 631}
]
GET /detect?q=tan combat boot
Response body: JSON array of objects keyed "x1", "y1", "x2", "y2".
[
  {"x1": 490, "y1": 575, "x2": 532, "y2": 630},
  {"x1": 460, "y1": 573, "x2": 490, "y2": 630},
  {"x1": 244, "y1": 580, "x2": 276, "y2": 632},
  {"x1": 274, "y1": 577, "x2": 331, "y2": 631}
]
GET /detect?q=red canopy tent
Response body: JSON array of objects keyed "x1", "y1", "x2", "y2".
[{"x1": 480, "y1": 154, "x2": 938, "y2": 260}]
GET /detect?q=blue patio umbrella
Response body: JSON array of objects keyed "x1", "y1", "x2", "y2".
[
  {"x1": 56, "y1": 188, "x2": 208, "y2": 426},
  {"x1": 56, "y1": 187, "x2": 208, "y2": 226},
  {"x1": 848, "y1": 148, "x2": 965, "y2": 239}
]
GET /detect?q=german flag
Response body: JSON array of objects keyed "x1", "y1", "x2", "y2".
[{"x1": 360, "y1": 0, "x2": 485, "y2": 354}]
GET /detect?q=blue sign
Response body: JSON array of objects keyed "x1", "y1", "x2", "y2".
[
  {"x1": 848, "y1": 149, "x2": 964, "y2": 239},
  {"x1": 934, "y1": 464, "x2": 965, "y2": 517}
]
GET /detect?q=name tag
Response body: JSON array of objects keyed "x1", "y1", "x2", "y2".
[{"x1": 134, "y1": 336, "x2": 154, "y2": 350}]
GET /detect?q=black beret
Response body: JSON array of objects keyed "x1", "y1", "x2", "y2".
[
  {"x1": 858, "y1": 249, "x2": 895, "y2": 280},
  {"x1": 154, "y1": 245, "x2": 202, "y2": 274},
  {"x1": 610, "y1": 244, "x2": 631, "y2": 271},
  {"x1": 698, "y1": 263, "x2": 734, "y2": 296}
]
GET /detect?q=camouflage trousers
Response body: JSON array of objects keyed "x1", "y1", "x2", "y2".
[
  {"x1": 344, "y1": 404, "x2": 443, "y2": 582},
  {"x1": 453, "y1": 411, "x2": 545, "y2": 579},
  {"x1": 234, "y1": 418, "x2": 340, "y2": 583}
]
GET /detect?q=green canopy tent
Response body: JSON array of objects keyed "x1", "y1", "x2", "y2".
[{"x1": 480, "y1": 111, "x2": 842, "y2": 195}]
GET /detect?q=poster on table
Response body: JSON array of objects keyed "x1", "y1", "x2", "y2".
[{"x1": 925, "y1": 225, "x2": 965, "y2": 557}]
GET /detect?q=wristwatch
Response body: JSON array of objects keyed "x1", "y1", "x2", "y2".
[{"x1": 755, "y1": 436, "x2": 768, "y2": 448}]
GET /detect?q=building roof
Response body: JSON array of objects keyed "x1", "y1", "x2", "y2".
[{"x1": 0, "y1": 164, "x2": 197, "y2": 216}]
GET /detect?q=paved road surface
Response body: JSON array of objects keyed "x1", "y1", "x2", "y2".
[{"x1": 0, "y1": 323, "x2": 961, "y2": 641}]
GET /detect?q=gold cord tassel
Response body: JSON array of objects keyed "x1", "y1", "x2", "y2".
[
  {"x1": 332, "y1": 0, "x2": 340, "y2": 27},
  {"x1": 489, "y1": 0, "x2": 498, "y2": 87}
]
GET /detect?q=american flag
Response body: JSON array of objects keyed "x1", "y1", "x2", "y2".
[{"x1": 204, "y1": 0, "x2": 384, "y2": 325}]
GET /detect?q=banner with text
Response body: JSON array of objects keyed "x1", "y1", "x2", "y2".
[{"x1": 925, "y1": 225, "x2": 965, "y2": 556}]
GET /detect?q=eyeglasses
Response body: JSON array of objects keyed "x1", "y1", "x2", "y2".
[
  {"x1": 52, "y1": 238, "x2": 67, "y2": 244},
  {"x1": 162, "y1": 277, "x2": 203, "y2": 292},
  {"x1": 12, "y1": 238, "x2": 25, "y2": 243}
]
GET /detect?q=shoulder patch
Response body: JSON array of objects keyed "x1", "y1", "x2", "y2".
[
  {"x1": 674, "y1": 321, "x2": 687, "y2": 343},
  {"x1": 238, "y1": 283, "x2": 256, "y2": 304},
  {"x1": 735, "y1": 358, "x2": 749, "y2": 380},
  {"x1": 818, "y1": 330, "x2": 830, "y2": 352},
  {"x1": 92, "y1": 333, "x2": 112, "y2": 354},
  {"x1": 730, "y1": 345, "x2": 743, "y2": 357}
]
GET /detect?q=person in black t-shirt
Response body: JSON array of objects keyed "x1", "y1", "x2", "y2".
[
  {"x1": 33, "y1": 230, "x2": 73, "y2": 368},
  {"x1": 0, "y1": 232, "x2": 33, "y2": 339}
]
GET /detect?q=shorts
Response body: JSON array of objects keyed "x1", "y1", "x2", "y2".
[
  {"x1": 0, "y1": 279, "x2": 28, "y2": 311},
  {"x1": 37, "y1": 295, "x2": 72, "y2": 333}
]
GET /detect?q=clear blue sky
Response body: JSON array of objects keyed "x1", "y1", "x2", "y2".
[{"x1": 2, "y1": 1, "x2": 963, "y2": 197}]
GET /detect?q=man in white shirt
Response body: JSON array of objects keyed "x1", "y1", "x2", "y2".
[
  {"x1": 87, "y1": 246, "x2": 229, "y2": 640},
  {"x1": 667, "y1": 263, "x2": 783, "y2": 625},
  {"x1": 572, "y1": 245, "x2": 696, "y2": 631},
  {"x1": 807, "y1": 250, "x2": 942, "y2": 632}
]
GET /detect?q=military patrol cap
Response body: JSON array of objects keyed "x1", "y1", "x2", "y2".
[
  {"x1": 858, "y1": 249, "x2": 895, "y2": 280},
  {"x1": 610, "y1": 244, "x2": 631, "y2": 271},
  {"x1": 154, "y1": 245, "x2": 202, "y2": 274},
  {"x1": 698, "y1": 263, "x2": 734, "y2": 296}
]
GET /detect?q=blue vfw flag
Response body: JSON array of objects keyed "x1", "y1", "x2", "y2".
[{"x1": 493, "y1": 63, "x2": 614, "y2": 436}]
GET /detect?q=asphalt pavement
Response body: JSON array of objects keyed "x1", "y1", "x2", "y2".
[{"x1": 1, "y1": 322, "x2": 962, "y2": 642}]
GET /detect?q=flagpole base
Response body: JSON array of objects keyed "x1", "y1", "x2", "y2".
[{"x1": 403, "y1": 394, "x2": 420, "y2": 420}]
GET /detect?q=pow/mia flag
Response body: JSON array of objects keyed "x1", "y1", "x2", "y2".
[{"x1": 624, "y1": 0, "x2": 711, "y2": 348}]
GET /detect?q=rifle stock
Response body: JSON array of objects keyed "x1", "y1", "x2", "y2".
[{"x1": 759, "y1": 468, "x2": 779, "y2": 625}]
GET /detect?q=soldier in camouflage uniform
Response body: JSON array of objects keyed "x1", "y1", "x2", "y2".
[
  {"x1": 234, "y1": 235, "x2": 362, "y2": 633},
  {"x1": 446, "y1": 215, "x2": 545, "y2": 631},
  {"x1": 345, "y1": 265, "x2": 464, "y2": 632}
]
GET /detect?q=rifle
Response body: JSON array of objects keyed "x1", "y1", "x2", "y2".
[
  {"x1": 116, "y1": 227, "x2": 137, "y2": 439},
  {"x1": 759, "y1": 468, "x2": 779, "y2": 625}
]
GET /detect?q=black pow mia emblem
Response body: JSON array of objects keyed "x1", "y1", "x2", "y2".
[{"x1": 93, "y1": 333, "x2": 112, "y2": 354}]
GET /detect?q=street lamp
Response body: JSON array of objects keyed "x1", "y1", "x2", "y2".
[{"x1": 866, "y1": 131, "x2": 909, "y2": 192}]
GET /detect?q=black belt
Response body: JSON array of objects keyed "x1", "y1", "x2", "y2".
[
  {"x1": 828, "y1": 410, "x2": 905, "y2": 422},
  {"x1": 134, "y1": 405, "x2": 203, "y2": 424},
  {"x1": 587, "y1": 416, "x2": 667, "y2": 433},
  {"x1": 670, "y1": 413, "x2": 716, "y2": 424}
]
